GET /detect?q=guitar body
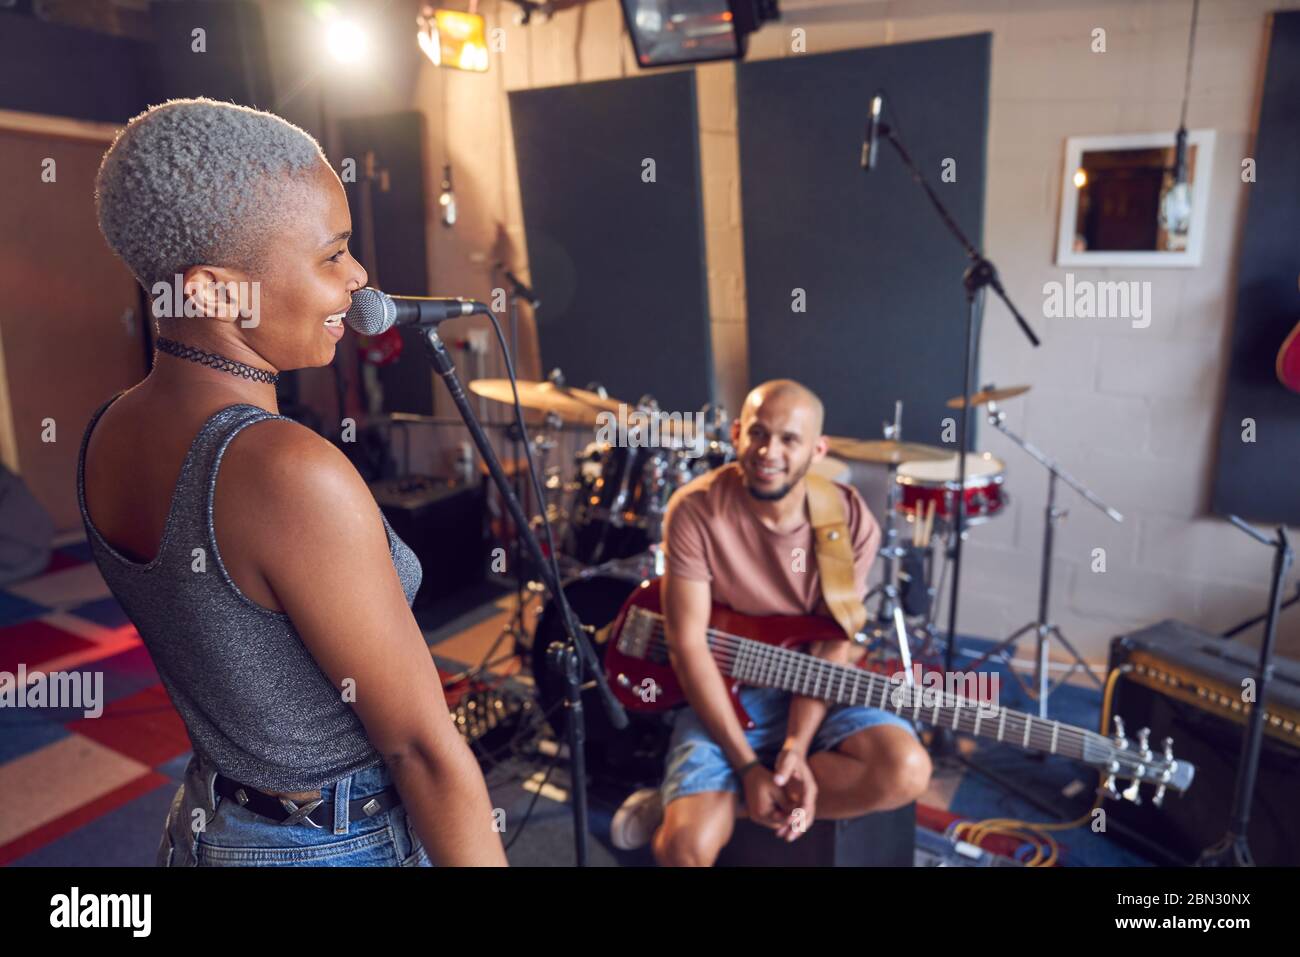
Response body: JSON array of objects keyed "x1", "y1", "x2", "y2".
[
  {"x1": 1278, "y1": 319, "x2": 1300, "y2": 393},
  {"x1": 604, "y1": 578, "x2": 845, "y2": 728}
]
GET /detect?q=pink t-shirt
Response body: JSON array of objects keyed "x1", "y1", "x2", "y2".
[{"x1": 663, "y1": 463, "x2": 880, "y2": 618}]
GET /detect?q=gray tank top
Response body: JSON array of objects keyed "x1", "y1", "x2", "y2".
[{"x1": 76, "y1": 392, "x2": 423, "y2": 792}]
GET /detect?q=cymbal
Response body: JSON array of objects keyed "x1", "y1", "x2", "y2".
[
  {"x1": 469, "y1": 379, "x2": 622, "y2": 424},
  {"x1": 825, "y1": 437, "x2": 954, "y2": 466},
  {"x1": 945, "y1": 384, "x2": 1030, "y2": 409},
  {"x1": 558, "y1": 385, "x2": 623, "y2": 415},
  {"x1": 810, "y1": 454, "x2": 851, "y2": 483}
]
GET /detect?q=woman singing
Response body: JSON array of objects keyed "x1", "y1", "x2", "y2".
[{"x1": 80, "y1": 97, "x2": 505, "y2": 866}]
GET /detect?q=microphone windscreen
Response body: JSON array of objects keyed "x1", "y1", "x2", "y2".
[{"x1": 344, "y1": 288, "x2": 395, "y2": 335}]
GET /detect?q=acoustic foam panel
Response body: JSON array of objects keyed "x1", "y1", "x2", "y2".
[
  {"x1": 737, "y1": 34, "x2": 991, "y2": 446},
  {"x1": 1211, "y1": 11, "x2": 1300, "y2": 524},
  {"x1": 509, "y1": 71, "x2": 713, "y2": 414},
  {"x1": 338, "y1": 111, "x2": 433, "y2": 417}
]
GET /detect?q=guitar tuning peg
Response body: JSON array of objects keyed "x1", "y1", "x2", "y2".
[
  {"x1": 1111, "y1": 715, "x2": 1127, "y2": 748},
  {"x1": 1122, "y1": 779, "x2": 1142, "y2": 804},
  {"x1": 1163, "y1": 736, "x2": 1174, "y2": 761},
  {"x1": 1137, "y1": 727, "x2": 1152, "y2": 760},
  {"x1": 1101, "y1": 774, "x2": 1121, "y2": 800},
  {"x1": 1153, "y1": 785, "x2": 1167, "y2": 808}
]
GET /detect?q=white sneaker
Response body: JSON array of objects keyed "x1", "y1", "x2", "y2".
[{"x1": 610, "y1": 787, "x2": 664, "y2": 851}]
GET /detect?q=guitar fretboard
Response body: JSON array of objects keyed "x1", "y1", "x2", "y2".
[{"x1": 625, "y1": 608, "x2": 1117, "y2": 768}]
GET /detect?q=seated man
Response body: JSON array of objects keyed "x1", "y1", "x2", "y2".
[{"x1": 611, "y1": 379, "x2": 931, "y2": 865}]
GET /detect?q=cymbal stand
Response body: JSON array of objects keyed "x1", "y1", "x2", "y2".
[
  {"x1": 860, "y1": 401, "x2": 915, "y2": 684},
  {"x1": 502, "y1": 416, "x2": 569, "y2": 655},
  {"x1": 910, "y1": 524, "x2": 952, "y2": 659},
  {"x1": 965, "y1": 400, "x2": 1121, "y2": 717}
]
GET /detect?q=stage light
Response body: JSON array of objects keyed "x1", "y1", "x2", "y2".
[
  {"x1": 1072, "y1": 168, "x2": 1087, "y2": 189},
  {"x1": 619, "y1": 0, "x2": 780, "y2": 67},
  {"x1": 418, "y1": 6, "x2": 490, "y2": 72},
  {"x1": 324, "y1": 17, "x2": 368, "y2": 64}
]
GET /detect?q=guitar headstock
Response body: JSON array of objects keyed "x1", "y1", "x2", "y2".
[{"x1": 1094, "y1": 715, "x2": 1196, "y2": 808}]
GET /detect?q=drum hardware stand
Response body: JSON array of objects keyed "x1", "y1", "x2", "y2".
[
  {"x1": 964, "y1": 400, "x2": 1119, "y2": 717},
  {"x1": 870, "y1": 106, "x2": 1041, "y2": 759},
  {"x1": 580, "y1": 395, "x2": 649, "y2": 567},
  {"x1": 528, "y1": 416, "x2": 569, "y2": 543},
  {"x1": 899, "y1": 517, "x2": 950, "y2": 662},
  {"x1": 421, "y1": 327, "x2": 627, "y2": 867},
  {"x1": 489, "y1": 290, "x2": 563, "y2": 669},
  {"x1": 861, "y1": 400, "x2": 918, "y2": 680},
  {"x1": 1199, "y1": 519, "x2": 1292, "y2": 867}
]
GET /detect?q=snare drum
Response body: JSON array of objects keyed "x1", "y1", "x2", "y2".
[{"x1": 895, "y1": 452, "x2": 1007, "y2": 526}]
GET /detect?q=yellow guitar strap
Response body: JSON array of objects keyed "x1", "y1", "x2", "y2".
[{"x1": 805, "y1": 471, "x2": 868, "y2": 642}]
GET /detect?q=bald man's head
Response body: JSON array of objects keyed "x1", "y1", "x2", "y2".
[
  {"x1": 731, "y1": 379, "x2": 828, "y2": 501},
  {"x1": 741, "y1": 379, "x2": 825, "y2": 437}
]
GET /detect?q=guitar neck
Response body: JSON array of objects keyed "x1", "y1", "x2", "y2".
[{"x1": 714, "y1": 631, "x2": 1114, "y2": 766}]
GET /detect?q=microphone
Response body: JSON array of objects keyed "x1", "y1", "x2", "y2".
[
  {"x1": 344, "y1": 287, "x2": 491, "y2": 336},
  {"x1": 497, "y1": 263, "x2": 542, "y2": 310},
  {"x1": 861, "y1": 92, "x2": 883, "y2": 171}
]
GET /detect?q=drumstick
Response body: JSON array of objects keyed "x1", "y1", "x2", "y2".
[{"x1": 923, "y1": 500, "x2": 936, "y2": 548}]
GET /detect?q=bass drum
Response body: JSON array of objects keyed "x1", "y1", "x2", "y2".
[{"x1": 531, "y1": 574, "x2": 673, "y2": 789}]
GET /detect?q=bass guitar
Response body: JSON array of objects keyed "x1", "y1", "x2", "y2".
[{"x1": 603, "y1": 579, "x2": 1195, "y2": 806}]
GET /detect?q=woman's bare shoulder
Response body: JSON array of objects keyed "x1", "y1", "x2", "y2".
[{"x1": 217, "y1": 417, "x2": 382, "y2": 553}]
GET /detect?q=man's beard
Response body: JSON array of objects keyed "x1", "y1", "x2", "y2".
[{"x1": 742, "y1": 456, "x2": 813, "y2": 502}]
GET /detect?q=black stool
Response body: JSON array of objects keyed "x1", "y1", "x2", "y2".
[{"x1": 715, "y1": 803, "x2": 916, "y2": 866}]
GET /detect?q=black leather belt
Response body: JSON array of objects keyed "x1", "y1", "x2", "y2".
[{"x1": 213, "y1": 773, "x2": 402, "y2": 829}]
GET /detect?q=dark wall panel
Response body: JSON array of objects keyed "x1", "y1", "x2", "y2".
[
  {"x1": 738, "y1": 34, "x2": 991, "y2": 446},
  {"x1": 509, "y1": 72, "x2": 713, "y2": 413},
  {"x1": 338, "y1": 111, "x2": 432, "y2": 417},
  {"x1": 1211, "y1": 11, "x2": 1300, "y2": 524},
  {"x1": 149, "y1": 0, "x2": 274, "y2": 108},
  {"x1": 0, "y1": 12, "x2": 153, "y2": 122},
  {"x1": 0, "y1": 1, "x2": 275, "y2": 123}
]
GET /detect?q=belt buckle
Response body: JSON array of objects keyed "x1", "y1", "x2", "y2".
[{"x1": 278, "y1": 796, "x2": 325, "y2": 828}]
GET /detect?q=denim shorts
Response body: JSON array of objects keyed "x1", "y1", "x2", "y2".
[
  {"x1": 660, "y1": 686, "x2": 918, "y2": 807},
  {"x1": 157, "y1": 752, "x2": 432, "y2": 867}
]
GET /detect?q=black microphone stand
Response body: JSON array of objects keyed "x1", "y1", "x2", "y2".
[
  {"x1": 502, "y1": 286, "x2": 530, "y2": 661},
  {"x1": 1198, "y1": 518, "x2": 1293, "y2": 867},
  {"x1": 872, "y1": 115, "x2": 1040, "y2": 759},
  {"x1": 421, "y1": 326, "x2": 627, "y2": 866}
]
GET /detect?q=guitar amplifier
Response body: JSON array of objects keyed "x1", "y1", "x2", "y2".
[
  {"x1": 371, "y1": 476, "x2": 488, "y2": 608},
  {"x1": 1106, "y1": 620, "x2": 1300, "y2": 866}
]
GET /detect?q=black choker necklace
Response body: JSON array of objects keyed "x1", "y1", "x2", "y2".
[{"x1": 154, "y1": 336, "x2": 279, "y2": 385}]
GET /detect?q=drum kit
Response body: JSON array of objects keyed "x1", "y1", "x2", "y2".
[
  {"x1": 465, "y1": 372, "x2": 1069, "y2": 785},
  {"x1": 469, "y1": 373, "x2": 733, "y2": 580}
]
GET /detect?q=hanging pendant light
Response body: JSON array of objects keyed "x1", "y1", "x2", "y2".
[
  {"x1": 439, "y1": 164, "x2": 457, "y2": 228},
  {"x1": 1159, "y1": 0, "x2": 1200, "y2": 240}
]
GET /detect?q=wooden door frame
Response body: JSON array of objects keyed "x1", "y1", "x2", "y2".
[{"x1": 0, "y1": 109, "x2": 121, "y2": 474}]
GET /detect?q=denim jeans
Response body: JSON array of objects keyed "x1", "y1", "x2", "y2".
[
  {"x1": 660, "y1": 686, "x2": 918, "y2": 807},
  {"x1": 157, "y1": 752, "x2": 432, "y2": 867}
]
